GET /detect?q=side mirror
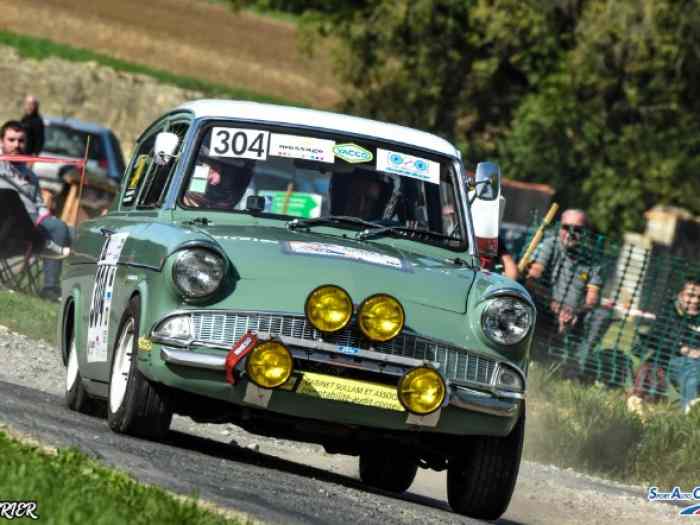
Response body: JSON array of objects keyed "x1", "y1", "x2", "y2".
[
  {"x1": 473, "y1": 161, "x2": 501, "y2": 201},
  {"x1": 154, "y1": 132, "x2": 180, "y2": 166}
]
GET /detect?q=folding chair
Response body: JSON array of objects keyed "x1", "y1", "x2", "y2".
[{"x1": 0, "y1": 189, "x2": 45, "y2": 295}]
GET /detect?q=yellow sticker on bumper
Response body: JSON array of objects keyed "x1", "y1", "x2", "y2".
[{"x1": 284, "y1": 372, "x2": 404, "y2": 412}]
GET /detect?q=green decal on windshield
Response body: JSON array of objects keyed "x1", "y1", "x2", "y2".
[
  {"x1": 334, "y1": 143, "x2": 373, "y2": 164},
  {"x1": 257, "y1": 191, "x2": 322, "y2": 218}
]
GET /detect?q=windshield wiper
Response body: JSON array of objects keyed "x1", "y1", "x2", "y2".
[
  {"x1": 356, "y1": 225, "x2": 462, "y2": 243},
  {"x1": 287, "y1": 215, "x2": 384, "y2": 232}
]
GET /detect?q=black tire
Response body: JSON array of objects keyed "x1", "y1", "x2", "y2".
[
  {"x1": 359, "y1": 447, "x2": 418, "y2": 493},
  {"x1": 64, "y1": 307, "x2": 106, "y2": 417},
  {"x1": 107, "y1": 296, "x2": 172, "y2": 440},
  {"x1": 447, "y1": 410, "x2": 525, "y2": 520}
]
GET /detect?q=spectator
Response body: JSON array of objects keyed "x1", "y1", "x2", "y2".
[
  {"x1": 654, "y1": 278, "x2": 700, "y2": 413},
  {"x1": 20, "y1": 95, "x2": 45, "y2": 156},
  {"x1": 0, "y1": 120, "x2": 70, "y2": 302},
  {"x1": 497, "y1": 241, "x2": 519, "y2": 280},
  {"x1": 526, "y1": 209, "x2": 603, "y2": 334}
]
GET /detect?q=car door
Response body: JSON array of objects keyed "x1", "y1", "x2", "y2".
[{"x1": 78, "y1": 125, "x2": 162, "y2": 382}]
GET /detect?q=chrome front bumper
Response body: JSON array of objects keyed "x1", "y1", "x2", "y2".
[{"x1": 158, "y1": 345, "x2": 522, "y2": 418}]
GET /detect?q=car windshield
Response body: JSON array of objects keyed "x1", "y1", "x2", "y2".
[
  {"x1": 179, "y1": 123, "x2": 466, "y2": 249},
  {"x1": 43, "y1": 124, "x2": 105, "y2": 162}
]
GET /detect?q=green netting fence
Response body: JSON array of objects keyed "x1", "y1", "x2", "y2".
[{"x1": 510, "y1": 219, "x2": 700, "y2": 405}]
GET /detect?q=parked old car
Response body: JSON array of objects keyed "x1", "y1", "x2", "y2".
[{"x1": 59, "y1": 99, "x2": 534, "y2": 519}]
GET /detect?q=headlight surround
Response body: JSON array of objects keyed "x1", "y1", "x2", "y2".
[
  {"x1": 358, "y1": 294, "x2": 405, "y2": 342},
  {"x1": 397, "y1": 367, "x2": 446, "y2": 415},
  {"x1": 481, "y1": 296, "x2": 533, "y2": 345},
  {"x1": 152, "y1": 314, "x2": 192, "y2": 342},
  {"x1": 305, "y1": 285, "x2": 353, "y2": 333},
  {"x1": 246, "y1": 341, "x2": 293, "y2": 389},
  {"x1": 495, "y1": 365, "x2": 525, "y2": 393},
  {"x1": 172, "y1": 248, "x2": 226, "y2": 299}
]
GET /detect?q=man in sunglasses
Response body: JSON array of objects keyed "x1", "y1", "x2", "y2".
[{"x1": 526, "y1": 209, "x2": 603, "y2": 335}]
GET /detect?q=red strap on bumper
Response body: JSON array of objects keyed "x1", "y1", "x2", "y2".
[{"x1": 225, "y1": 331, "x2": 258, "y2": 384}]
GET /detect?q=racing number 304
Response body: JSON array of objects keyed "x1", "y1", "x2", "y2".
[{"x1": 210, "y1": 127, "x2": 269, "y2": 161}]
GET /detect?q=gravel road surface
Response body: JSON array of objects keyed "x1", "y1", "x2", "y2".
[{"x1": 0, "y1": 323, "x2": 685, "y2": 524}]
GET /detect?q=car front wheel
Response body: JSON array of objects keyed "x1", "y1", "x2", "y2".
[
  {"x1": 359, "y1": 447, "x2": 418, "y2": 493},
  {"x1": 107, "y1": 296, "x2": 172, "y2": 440},
  {"x1": 447, "y1": 411, "x2": 525, "y2": 520}
]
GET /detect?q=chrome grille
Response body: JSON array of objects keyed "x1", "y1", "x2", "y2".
[{"x1": 191, "y1": 311, "x2": 496, "y2": 386}]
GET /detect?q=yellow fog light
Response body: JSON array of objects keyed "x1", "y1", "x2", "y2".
[
  {"x1": 246, "y1": 341, "x2": 293, "y2": 389},
  {"x1": 305, "y1": 285, "x2": 353, "y2": 333},
  {"x1": 398, "y1": 367, "x2": 446, "y2": 415},
  {"x1": 358, "y1": 294, "x2": 405, "y2": 342}
]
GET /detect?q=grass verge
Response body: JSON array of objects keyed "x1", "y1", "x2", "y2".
[
  {"x1": 0, "y1": 290, "x2": 58, "y2": 345},
  {"x1": 525, "y1": 362, "x2": 700, "y2": 489},
  {"x1": 0, "y1": 29, "x2": 298, "y2": 106},
  {"x1": 0, "y1": 429, "x2": 244, "y2": 524}
]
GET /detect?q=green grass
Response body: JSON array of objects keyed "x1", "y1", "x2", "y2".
[
  {"x1": 0, "y1": 29, "x2": 299, "y2": 106},
  {"x1": 0, "y1": 290, "x2": 58, "y2": 345},
  {"x1": 0, "y1": 430, "x2": 244, "y2": 525},
  {"x1": 525, "y1": 363, "x2": 700, "y2": 489}
]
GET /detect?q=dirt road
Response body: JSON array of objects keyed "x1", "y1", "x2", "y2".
[{"x1": 0, "y1": 326, "x2": 685, "y2": 524}]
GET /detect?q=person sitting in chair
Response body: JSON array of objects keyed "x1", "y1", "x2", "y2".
[{"x1": 0, "y1": 120, "x2": 71, "y2": 301}]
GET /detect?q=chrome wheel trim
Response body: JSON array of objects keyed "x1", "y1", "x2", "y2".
[
  {"x1": 109, "y1": 318, "x2": 134, "y2": 414},
  {"x1": 65, "y1": 337, "x2": 79, "y2": 392}
]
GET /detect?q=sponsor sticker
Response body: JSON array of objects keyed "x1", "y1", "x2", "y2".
[
  {"x1": 188, "y1": 164, "x2": 210, "y2": 193},
  {"x1": 334, "y1": 143, "x2": 373, "y2": 164},
  {"x1": 269, "y1": 133, "x2": 335, "y2": 163},
  {"x1": 209, "y1": 127, "x2": 269, "y2": 160},
  {"x1": 287, "y1": 372, "x2": 404, "y2": 412},
  {"x1": 87, "y1": 232, "x2": 129, "y2": 363},
  {"x1": 376, "y1": 148, "x2": 440, "y2": 185},
  {"x1": 283, "y1": 241, "x2": 403, "y2": 269},
  {"x1": 257, "y1": 190, "x2": 322, "y2": 218}
]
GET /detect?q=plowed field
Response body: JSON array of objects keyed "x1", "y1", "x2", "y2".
[{"x1": 0, "y1": 0, "x2": 338, "y2": 107}]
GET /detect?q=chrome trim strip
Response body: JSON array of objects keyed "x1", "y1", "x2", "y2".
[
  {"x1": 480, "y1": 287, "x2": 536, "y2": 309},
  {"x1": 160, "y1": 347, "x2": 225, "y2": 371},
  {"x1": 449, "y1": 385, "x2": 521, "y2": 418}
]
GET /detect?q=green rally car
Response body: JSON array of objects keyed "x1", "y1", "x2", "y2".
[{"x1": 59, "y1": 99, "x2": 534, "y2": 520}]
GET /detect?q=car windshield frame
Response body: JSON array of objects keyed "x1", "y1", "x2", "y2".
[{"x1": 171, "y1": 118, "x2": 471, "y2": 252}]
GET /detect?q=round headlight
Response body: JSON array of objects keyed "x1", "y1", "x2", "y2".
[
  {"x1": 305, "y1": 285, "x2": 353, "y2": 333},
  {"x1": 481, "y1": 297, "x2": 533, "y2": 345},
  {"x1": 246, "y1": 341, "x2": 293, "y2": 389},
  {"x1": 398, "y1": 367, "x2": 446, "y2": 415},
  {"x1": 358, "y1": 294, "x2": 405, "y2": 342},
  {"x1": 172, "y1": 248, "x2": 225, "y2": 299}
]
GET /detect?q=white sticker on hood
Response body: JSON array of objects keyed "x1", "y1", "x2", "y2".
[{"x1": 284, "y1": 241, "x2": 403, "y2": 269}]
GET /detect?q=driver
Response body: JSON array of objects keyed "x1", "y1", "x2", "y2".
[
  {"x1": 328, "y1": 168, "x2": 397, "y2": 222},
  {"x1": 182, "y1": 149, "x2": 254, "y2": 209}
]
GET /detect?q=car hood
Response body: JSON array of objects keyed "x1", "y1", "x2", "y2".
[{"x1": 202, "y1": 225, "x2": 476, "y2": 314}]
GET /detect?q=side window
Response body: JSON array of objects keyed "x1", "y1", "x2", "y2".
[
  {"x1": 139, "y1": 122, "x2": 189, "y2": 208},
  {"x1": 121, "y1": 134, "x2": 156, "y2": 208}
]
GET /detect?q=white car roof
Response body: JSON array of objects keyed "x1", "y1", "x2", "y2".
[{"x1": 176, "y1": 99, "x2": 461, "y2": 159}]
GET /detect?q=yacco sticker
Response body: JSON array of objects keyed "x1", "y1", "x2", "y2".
[
  {"x1": 283, "y1": 241, "x2": 403, "y2": 270},
  {"x1": 376, "y1": 148, "x2": 440, "y2": 185},
  {"x1": 209, "y1": 127, "x2": 269, "y2": 160},
  {"x1": 269, "y1": 133, "x2": 335, "y2": 163},
  {"x1": 334, "y1": 143, "x2": 373, "y2": 164},
  {"x1": 87, "y1": 232, "x2": 129, "y2": 363}
]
